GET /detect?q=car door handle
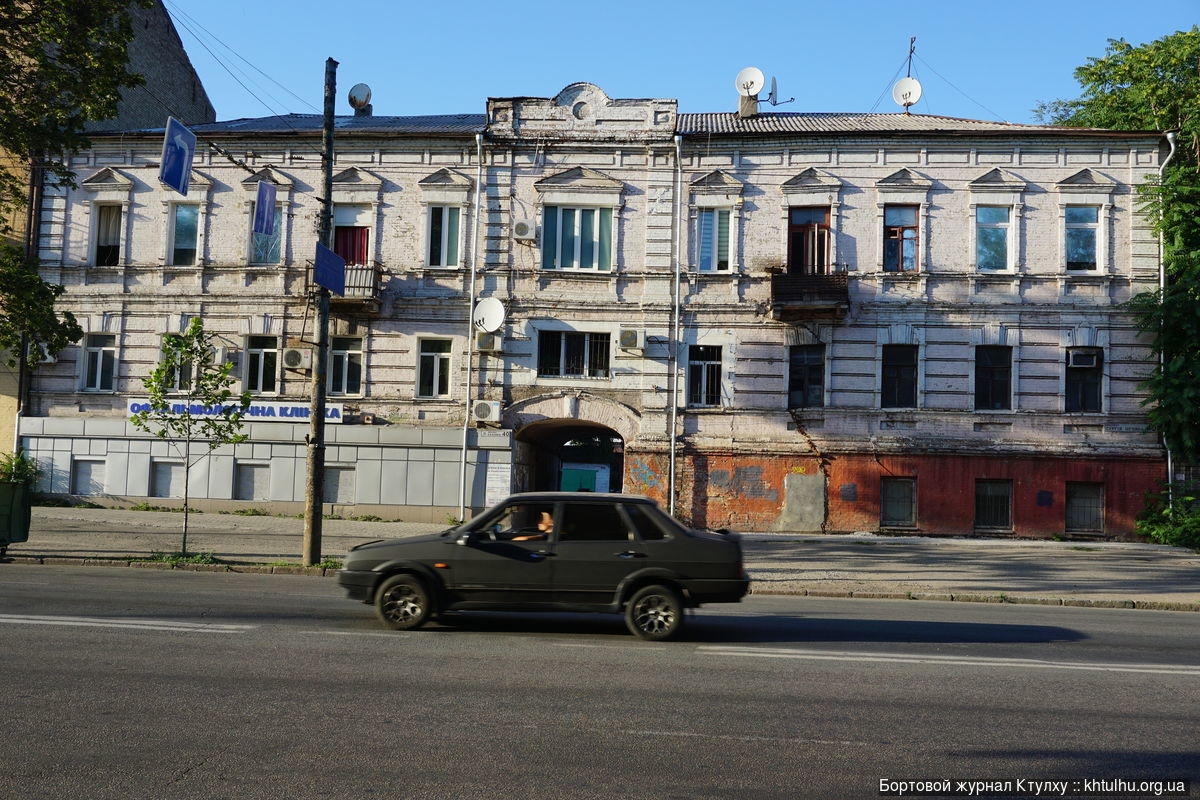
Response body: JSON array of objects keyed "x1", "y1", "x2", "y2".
[
  {"x1": 530, "y1": 550, "x2": 555, "y2": 559},
  {"x1": 615, "y1": 551, "x2": 647, "y2": 559}
]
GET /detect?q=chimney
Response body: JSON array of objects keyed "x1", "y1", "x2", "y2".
[
  {"x1": 354, "y1": 103, "x2": 373, "y2": 117},
  {"x1": 738, "y1": 94, "x2": 758, "y2": 119}
]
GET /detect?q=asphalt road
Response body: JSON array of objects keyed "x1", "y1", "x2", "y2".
[{"x1": 1, "y1": 567, "x2": 1198, "y2": 800}]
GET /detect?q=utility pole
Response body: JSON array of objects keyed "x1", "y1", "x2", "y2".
[{"x1": 303, "y1": 57, "x2": 337, "y2": 565}]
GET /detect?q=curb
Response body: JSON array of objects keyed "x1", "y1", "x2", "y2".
[{"x1": 2, "y1": 555, "x2": 339, "y2": 578}]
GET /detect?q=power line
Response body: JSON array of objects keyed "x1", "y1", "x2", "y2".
[{"x1": 914, "y1": 53, "x2": 1006, "y2": 123}]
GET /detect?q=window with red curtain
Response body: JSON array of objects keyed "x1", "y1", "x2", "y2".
[{"x1": 334, "y1": 226, "x2": 369, "y2": 265}]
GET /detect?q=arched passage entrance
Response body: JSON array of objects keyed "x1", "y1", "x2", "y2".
[{"x1": 514, "y1": 419, "x2": 624, "y2": 493}]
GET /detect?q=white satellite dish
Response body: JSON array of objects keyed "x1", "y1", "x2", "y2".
[
  {"x1": 348, "y1": 83, "x2": 372, "y2": 110},
  {"x1": 892, "y1": 76, "x2": 923, "y2": 109},
  {"x1": 472, "y1": 297, "x2": 506, "y2": 333},
  {"x1": 734, "y1": 67, "x2": 766, "y2": 97}
]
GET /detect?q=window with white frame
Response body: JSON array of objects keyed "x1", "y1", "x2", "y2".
[
  {"x1": 333, "y1": 204, "x2": 371, "y2": 266},
  {"x1": 94, "y1": 204, "x2": 122, "y2": 266},
  {"x1": 329, "y1": 337, "x2": 362, "y2": 396},
  {"x1": 427, "y1": 206, "x2": 461, "y2": 268},
  {"x1": 417, "y1": 339, "x2": 451, "y2": 398},
  {"x1": 161, "y1": 333, "x2": 192, "y2": 393},
  {"x1": 687, "y1": 345, "x2": 722, "y2": 407},
  {"x1": 81, "y1": 334, "x2": 117, "y2": 392},
  {"x1": 244, "y1": 336, "x2": 278, "y2": 395},
  {"x1": 537, "y1": 331, "x2": 610, "y2": 378},
  {"x1": 169, "y1": 204, "x2": 200, "y2": 266},
  {"x1": 696, "y1": 208, "x2": 731, "y2": 271},
  {"x1": 975, "y1": 206, "x2": 1011, "y2": 270},
  {"x1": 541, "y1": 206, "x2": 613, "y2": 271},
  {"x1": 1065, "y1": 206, "x2": 1099, "y2": 270},
  {"x1": 249, "y1": 202, "x2": 283, "y2": 265}
]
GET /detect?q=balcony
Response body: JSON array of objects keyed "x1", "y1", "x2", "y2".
[
  {"x1": 308, "y1": 262, "x2": 382, "y2": 307},
  {"x1": 769, "y1": 271, "x2": 850, "y2": 321}
]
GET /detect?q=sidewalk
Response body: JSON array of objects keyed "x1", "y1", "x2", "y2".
[{"x1": 6, "y1": 506, "x2": 1200, "y2": 611}]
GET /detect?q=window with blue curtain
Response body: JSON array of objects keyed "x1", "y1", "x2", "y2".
[{"x1": 542, "y1": 206, "x2": 613, "y2": 270}]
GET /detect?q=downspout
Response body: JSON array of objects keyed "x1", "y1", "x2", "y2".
[
  {"x1": 668, "y1": 135, "x2": 683, "y2": 515},
  {"x1": 1158, "y1": 130, "x2": 1178, "y2": 493},
  {"x1": 458, "y1": 132, "x2": 485, "y2": 522},
  {"x1": 15, "y1": 154, "x2": 44, "y2": 451}
]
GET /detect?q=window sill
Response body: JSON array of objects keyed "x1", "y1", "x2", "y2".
[
  {"x1": 534, "y1": 376, "x2": 613, "y2": 384},
  {"x1": 688, "y1": 269, "x2": 738, "y2": 279},
  {"x1": 686, "y1": 406, "x2": 729, "y2": 413}
]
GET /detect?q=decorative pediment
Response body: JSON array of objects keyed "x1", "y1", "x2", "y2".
[
  {"x1": 1057, "y1": 169, "x2": 1116, "y2": 191},
  {"x1": 535, "y1": 166, "x2": 624, "y2": 192},
  {"x1": 690, "y1": 170, "x2": 743, "y2": 191},
  {"x1": 332, "y1": 166, "x2": 383, "y2": 189},
  {"x1": 240, "y1": 167, "x2": 293, "y2": 191},
  {"x1": 782, "y1": 167, "x2": 842, "y2": 194},
  {"x1": 81, "y1": 167, "x2": 133, "y2": 191},
  {"x1": 418, "y1": 168, "x2": 472, "y2": 188},
  {"x1": 157, "y1": 168, "x2": 211, "y2": 193},
  {"x1": 876, "y1": 168, "x2": 932, "y2": 190},
  {"x1": 969, "y1": 168, "x2": 1026, "y2": 191}
]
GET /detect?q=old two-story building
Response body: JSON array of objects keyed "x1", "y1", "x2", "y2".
[{"x1": 17, "y1": 82, "x2": 1167, "y2": 536}]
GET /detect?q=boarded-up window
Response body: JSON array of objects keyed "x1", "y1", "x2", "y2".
[
  {"x1": 323, "y1": 467, "x2": 355, "y2": 504},
  {"x1": 150, "y1": 461, "x2": 184, "y2": 498},
  {"x1": 71, "y1": 459, "x2": 106, "y2": 495},
  {"x1": 235, "y1": 463, "x2": 270, "y2": 502}
]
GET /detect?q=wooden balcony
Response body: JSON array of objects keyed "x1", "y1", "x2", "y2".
[{"x1": 769, "y1": 272, "x2": 850, "y2": 321}]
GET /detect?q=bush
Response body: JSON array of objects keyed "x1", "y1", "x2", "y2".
[
  {"x1": 1137, "y1": 485, "x2": 1200, "y2": 551},
  {"x1": 0, "y1": 451, "x2": 41, "y2": 485}
]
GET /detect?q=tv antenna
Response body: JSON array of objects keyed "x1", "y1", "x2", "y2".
[
  {"x1": 472, "y1": 297, "x2": 507, "y2": 333},
  {"x1": 892, "y1": 37, "x2": 923, "y2": 113},
  {"x1": 734, "y1": 67, "x2": 765, "y2": 97},
  {"x1": 765, "y1": 76, "x2": 794, "y2": 107}
]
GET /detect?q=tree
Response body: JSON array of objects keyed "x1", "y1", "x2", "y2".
[
  {"x1": 129, "y1": 319, "x2": 251, "y2": 555},
  {"x1": 0, "y1": 243, "x2": 82, "y2": 367}
]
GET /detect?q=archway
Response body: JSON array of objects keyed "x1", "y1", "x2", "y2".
[{"x1": 514, "y1": 419, "x2": 624, "y2": 493}]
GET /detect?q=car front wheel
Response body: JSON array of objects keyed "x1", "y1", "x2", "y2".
[
  {"x1": 375, "y1": 574, "x2": 433, "y2": 631},
  {"x1": 625, "y1": 584, "x2": 683, "y2": 641}
]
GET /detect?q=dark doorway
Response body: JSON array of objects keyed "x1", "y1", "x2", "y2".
[{"x1": 514, "y1": 420, "x2": 624, "y2": 493}]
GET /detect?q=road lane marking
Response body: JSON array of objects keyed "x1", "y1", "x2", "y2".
[
  {"x1": 698, "y1": 646, "x2": 1200, "y2": 676},
  {"x1": 0, "y1": 614, "x2": 256, "y2": 634},
  {"x1": 622, "y1": 729, "x2": 874, "y2": 747}
]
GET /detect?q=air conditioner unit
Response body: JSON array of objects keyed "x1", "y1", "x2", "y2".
[
  {"x1": 1068, "y1": 351, "x2": 1099, "y2": 368},
  {"x1": 475, "y1": 331, "x2": 501, "y2": 352},
  {"x1": 472, "y1": 400, "x2": 502, "y2": 424},
  {"x1": 618, "y1": 329, "x2": 646, "y2": 350},
  {"x1": 512, "y1": 218, "x2": 537, "y2": 242},
  {"x1": 282, "y1": 347, "x2": 313, "y2": 370},
  {"x1": 217, "y1": 347, "x2": 241, "y2": 377}
]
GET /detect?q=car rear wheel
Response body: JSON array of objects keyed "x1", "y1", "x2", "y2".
[
  {"x1": 375, "y1": 574, "x2": 433, "y2": 631},
  {"x1": 625, "y1": 584, "x2": 683, "y2": 641}
]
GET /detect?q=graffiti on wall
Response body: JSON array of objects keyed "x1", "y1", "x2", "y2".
[{"x1": 627, "y1": 457, "x2": 661, "y2": 490}]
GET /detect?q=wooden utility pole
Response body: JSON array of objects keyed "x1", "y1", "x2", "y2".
[{"x1": 303, "y1": 57, "x2": 337, "y2": 565}]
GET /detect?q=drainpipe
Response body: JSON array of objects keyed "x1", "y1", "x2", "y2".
[
  {"x1": 1158, "y1": 130, "x2": 1178, "y2": 493},
  {"x1": 458, "y1": 133, "x2": 485, "y2": 522},
  {"x1": 668, "y1": 135, "x2": 683, "y2": 515}
]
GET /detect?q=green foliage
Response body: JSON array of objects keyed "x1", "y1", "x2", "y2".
[
  {"x1": 350, "y1": 514, "x2": 384, "y2": 522},
  {"x1": 219, "y1": 507, "x2": 270, "y2": 517},
  {"x1": 1137, "y1": 486, "x2": 1200, "y2": 551},
  {"x1": 0, "y1": 0, "x2": 149, "y2": 224},
  {"x1": 0, "y1": 450, "x2": 40, "y2": 484},
  {"x1": 137, "y1": 551, "x2": 220, "y2": 565},
  {"x1": 0, "y1": 244, "x2": 82, "y2": 368},
  {"x1": 129, "y1": 502, "x2": 201, "y2": 514}
]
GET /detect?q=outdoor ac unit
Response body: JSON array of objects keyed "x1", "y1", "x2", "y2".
[
  {"x1": 1068, "y1": 351, "x2": 1098, "y2": 368},
  {"x1": 618, "y1": 329, "x2": 646, "y2": 350},
  {"x1": 512, "y1": 219, "x2": 537, "y2": 242},
  {"x1": 282, "y1": 347, "x2": 313, "y2": 370},
  {"x1": 475, "y1": 331, "x2": 501, "y2": 352},
  {"x1": 217, "y1": 347, "x2": 241, "y2": 377},
  {"x1": 472, "y1": 400, "x2": 502, "y2": 424}
]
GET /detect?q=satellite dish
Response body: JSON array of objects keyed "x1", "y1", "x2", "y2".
[
  {"x1": 472, "y1": 297, "x2": 506, "y2": 333},
  {"x1": 892, "y1": 77, "x2": 923, "y2": 109},
  {"x1": 734, "y1": 67, "x2": 765, "y2": 97},
  {"x1": 767, "y1": 76, "x2": 778, "y2": 105},
  {"x1": 348, "y1": 83, "x2": 372, "y2": 110}
]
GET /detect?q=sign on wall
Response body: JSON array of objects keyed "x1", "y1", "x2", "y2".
[
  {"x1": 159, "y1": 117, "x2": 197, "y2": 196},
  {"x1": 128, "y1": 399, "x2": 344, "y2": 423}
]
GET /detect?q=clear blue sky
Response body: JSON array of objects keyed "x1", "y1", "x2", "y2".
[{"x1": 163, "y1": 0, "x2": 1198, "y2": 125}]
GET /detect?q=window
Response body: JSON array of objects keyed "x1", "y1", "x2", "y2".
[
  {"x1": 70, "y1": 459, "x2": 105, "y2": 495},
  {"x1": 558, "y1": 503, "x2": 631, "y2": 542},
  {"x1": 333, "y1": 204, "x2": 371, "y2": 266},
  {"x1": 687, "y1": 345, "x2": 722, "y2": 407},
  {"x1": 881, "y1": 345, "x2": 917, "y2": 409},
  {"x1": 162, "y1": 333, "x2": 192, "y2": 393},
  {"x1": 169, "y1": 204, "x2": 199, "y2": 266},
  {"x1": 323, "y1": 466, "x2": 355, "y2": 504},
  {"x1": 541, "y1": 206, "x2": 613, "y2": 270},
  {"x1": 976, "y1": 206, "x2": 1010, "y2": 270},
  {"x1": 788, "y1": 344, "x2": 825, "y2": 408},
  {"x1": 483, "y1": 502, "x2": 556, "y2": 542},
  {"x1": 329, "y1": 337, "x2": 362, "y2": 396},
  {"x1": 975, "y1": 479, "x2": 1012, "y2": 530},
  {"x1": 1065, "y1": 348, "x2": 1102, "y2": 412},
  {"x1": 150, "y1": 461, "x2": 184, "y2": 498},
  {"x1": 417, "y1": 339, "x2": 451, "y2": 398},
  {"x1": 82, "y1": 334, "x2": 117, "y2": 392},
  {"x1": 1065, "y1": 206, "x2": 1098, "y2": 270},
  {"x1": 235, "y1": 463, "x2": 270, "y2": 502},
  {"x1": 883, "y1": 205, "x2": 918, "y2": 272},
  {"x1": 250, "y1": 202, "x2": 282, "y2": 264},
  {"x1": 427, "y1": 205, "x2": 460, "y2": 268},
  {"x1": 622, "y1": 503, "x2": 666, "y2": 541},
  {"x1": 537, "y1": 331, "x2": 610, "y2": 378},
  {"x1": 788, "y1": 207, "x2": 830, "y2": 274},
  {"x1": 880, "y1": 477, "x2": 916, "y2": 527},
  {"x1": 1066, "y1": 482, "x2": 1104, "y2": 532},
  {"x1": 94, "y1": 205, "x2": 121, "y2": 266},
  {"x1": 696, "y1": 208, "x2": 730, "y2": 271},
  {"x1": 974, "y1": 346, "x2": 1012, "y2": 411},
  {"x1": 245, "y1": 336, "x2": 278, "y2": 395}
]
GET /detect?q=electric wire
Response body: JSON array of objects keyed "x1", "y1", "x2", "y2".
[
  {"x1": 914, "y1": 53, "x2": 1007, "y2": 123},
  {"x1": 868, "y1": 57, "x2": 909, "y2": 114}
]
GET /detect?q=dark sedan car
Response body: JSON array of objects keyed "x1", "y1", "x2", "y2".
[{"x1": 338, "y1": 492, "x2": 750, "y2": 640}]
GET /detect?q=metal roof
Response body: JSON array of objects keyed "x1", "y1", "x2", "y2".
[
  {"x1": 675, "y1": 112, "x2": 1158, "y2": 138},
  {"x1": 99, "y1": 113, "x2": 487, "y2": 137}
]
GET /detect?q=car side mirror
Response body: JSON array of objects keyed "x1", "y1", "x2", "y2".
[{"x1": 455, "y1": 531, "x2": 475, "y2": 546}]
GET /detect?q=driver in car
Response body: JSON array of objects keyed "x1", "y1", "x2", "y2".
[{"x1": 512, "y1": 511, "x2": 553, "y2": 542}]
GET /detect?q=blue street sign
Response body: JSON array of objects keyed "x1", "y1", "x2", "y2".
[
  {"x1": 252, "y1": 180, "x2": 277, "y2": 236},
  {"x1": 159, "y1": 117, "x2": 196, "y2": 196},
  {"x1": 314, "y1": 243, "x2": 345, "y2": 295}
]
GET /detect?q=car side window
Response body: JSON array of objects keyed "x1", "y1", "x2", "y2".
[
  {"x1": 558, "y1": 503, "x2": 631, "y2": 542},
  {"x1": 487, "y1": 503, "x2": 555, "y2": 542},
  {"x1": 622, "y1": 504, "x2": 665, "y2": 541}
]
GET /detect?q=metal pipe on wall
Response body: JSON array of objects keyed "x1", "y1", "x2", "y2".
[
  {"x1": 668, "y1": 135, "x2": 683, "y2": 515},
  {"x1": 458, "y1": 132, "x2": 485, "y2": 522}
]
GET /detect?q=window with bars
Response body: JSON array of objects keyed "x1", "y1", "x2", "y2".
[
  {"x1": 881, "y1": 345, "x2": 918, "y2": 409},
  {"x1": 1065, "y1": 348, "x2": 1103, "y2": 413},
  {"x1": 82, "y1": 334, "x2": 117, "y2": 391},
  {"x1": 1065, "y1": 482, "x2": 1104, "y2": 532},
  {"x1": 537, "y1": 331, "x2": 610, "y2": 379},
  {"x1": 329, "y1": 337, "x2": 362, "y2": 396},
  {"x1": 883, "y1": 205, "x2": 918, "y2": 272},
  {"x1": 688, "y1": 345, "x2": 722, "y2": 407},
  {"x1": 418, "y1": 339, "x2": 451, "y2": 397},
  {"x1": 94, "y1": 204, "x2": 121, "y2": 266},
  {"x1": 245, "y1": 336, "x2": 278, "y2": 395},
  {"x1": 976, "y1": 206, "x2": 1010, "y2": 270},
  {"x1": 880, "y1": 477, "x2": 916, "y2": 527},
  {"x1": 787, "y1": 207, "x2": 830, "y2": 274},
  {"x1": 975, "y1": 480, "x2": 1013, "y2": 530},
  {"x1": 427, "y1": 205, "x2": 460, "y2": 268},
  {"x1": 696, "y1": 208, "x2": 730, "y2": 271},
  {"x1": 170, "y1": 204, "x2": 199, "y2": 266},
  {"x1": 541, "y1": 206, "x2": 613, "y2": 271},
  {"x1": 788, "y1": 344, "x2": 825, "y2": 408},
  {"x1": 1065, "y1": 206, "x2": 1099, "y2": 270},
  {"x1": 974, "y1": 345, "x2": 1012, "y2": 411}
]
